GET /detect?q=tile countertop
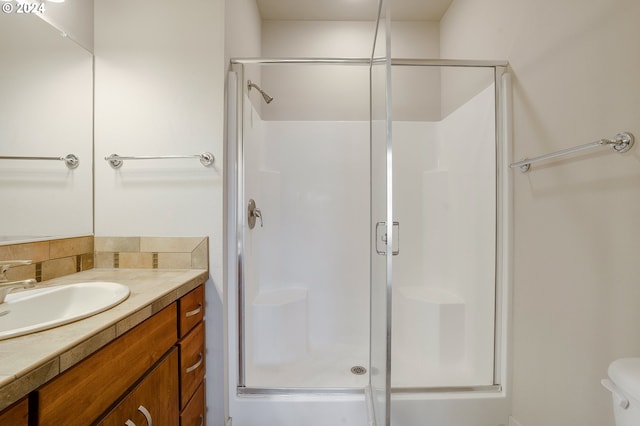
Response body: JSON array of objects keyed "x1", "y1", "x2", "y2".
[{"x1": 0, "y1": 267, "x2": 208, "y2": 411}]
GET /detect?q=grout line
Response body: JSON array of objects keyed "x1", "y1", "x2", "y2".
[{"x1": 35, "y1": 263, "x2": 42, "y2": 282}]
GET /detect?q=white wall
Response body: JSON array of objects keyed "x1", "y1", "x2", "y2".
[
  {"x1": 261, "y1": 20, "x2": 440, "y2": 121},
  {"x1": 225, "y1": 0, "x2": 263, "y2": 114},
  {"x1": 391, "y1": 21, "x2": 442, "y2": 121},
  {"x1": 93, "y1": 0, "x2": 225, "y2": 425},
  {"x1": 38, "y1": 0, "x2": 94, "y2": 52},
  {"x1": 225, "y1": 0, "x2": 262, "y2": 65},
  {"x1": 94, "y1": 0, "x2": 224, "y2": 285},
  {"x1": 261, "y1": 20, "x2": 374, "y2": 121},
  {"x1": 441, "y1": 1, "x2": 640, "y2": 425}
]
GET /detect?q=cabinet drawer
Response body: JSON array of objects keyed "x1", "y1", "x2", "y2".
[
  {"x1": 98, "y1": 348, "x2": 179, "y2": 426},
  {"x1": 180, "y1": 381, "x2": 205, "y2": 426},
  {"x1": 0, "y1": 397, "x2": 28, "y2": 426},
  {"x1": 37, "y1": 303, "x2": 178, "y2": 426},
  {"x1": 179, "y1": 321, "x2": 205, "y2": 409},
  {"x1": 179, "y1": 286, "x2": 204, "y2": 338}
]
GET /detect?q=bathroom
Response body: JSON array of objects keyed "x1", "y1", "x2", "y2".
[{"x1": 1, "y1": 0, "x2": 639, "y2": 425}]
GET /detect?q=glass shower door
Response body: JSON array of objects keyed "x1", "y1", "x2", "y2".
[{"x1": 369, "y1": 0, "x2": 392, "y2": 424}]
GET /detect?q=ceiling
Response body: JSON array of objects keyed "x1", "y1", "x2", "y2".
[{"x1": 255, "y1": 0, "x2": 454, "y2": 21}]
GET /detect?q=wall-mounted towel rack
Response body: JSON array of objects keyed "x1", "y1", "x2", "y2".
[
  {"x1": 105, "y1": 152, "x2": 215, "y2": 169},
  {"x1": 0, "y1": 154, "x2": 79, "y2": 169},
  {"x1": 510, "y1": 132, "x2": 634, "y2": 172}
]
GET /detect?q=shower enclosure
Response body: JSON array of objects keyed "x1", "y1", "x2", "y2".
[{"x1": 227, "y1": 11, "x2": 511, "y2": 426}]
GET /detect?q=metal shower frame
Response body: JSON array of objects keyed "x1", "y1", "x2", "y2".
[{"x1": 228, "y1": 57, "x2": 511, "y2": 399}]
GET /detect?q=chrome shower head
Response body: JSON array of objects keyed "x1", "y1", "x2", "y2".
[
  {"x1": 261, "y1": 92, "x2": 274, "y2": 104},
  {"x1": 247, "y1": 80, "x2": 274, "y2": 104}
]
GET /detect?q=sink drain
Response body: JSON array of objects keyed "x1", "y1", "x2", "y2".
[{"x1": 351, "y1": 365, "x2": 367, "y2": 375}]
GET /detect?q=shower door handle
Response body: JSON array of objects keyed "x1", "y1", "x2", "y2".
[
  {"x1": 248, "y1": 199, "x2": 263, "y2": 229},
  {"x1": 376, "y1": 221, "x2": 399, "y2": 255}
]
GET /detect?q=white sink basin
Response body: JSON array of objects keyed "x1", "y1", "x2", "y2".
[{"x1": 0, "y1": 282, "x2": 130, "y2": 340}]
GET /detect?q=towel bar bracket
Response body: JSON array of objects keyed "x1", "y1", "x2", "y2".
[{"x1": 611, "y1": 132, "x2": 634, "y2": 153}]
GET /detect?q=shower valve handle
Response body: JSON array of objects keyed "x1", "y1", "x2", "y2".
[
  {"x1": 253, "y1": 208, "x2": 263, "y2": 228},
  {"x1": 248, "y1": 199, "x2": 263, "y2": 229}
]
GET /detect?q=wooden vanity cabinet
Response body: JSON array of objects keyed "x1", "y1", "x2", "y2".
[
  {"x1": 97, "y1": 348, "x2": 179, "y2": 426},
  {"x1": 178, "y1": 286, "x2": 206, "y2": 425},
  {"x1": 9, "y1": 284, "x2": 207, "y2": 426},
  {"x1": 36, "y1": 303, "x2": 178, "y2": 426},
  {"x1": 0, "y1": 397, "x2": 28, "y2": 426}
]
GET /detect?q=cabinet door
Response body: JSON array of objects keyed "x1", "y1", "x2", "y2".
[
  {"x1": 180, "y1": 381, "x2": 205, "y2": 426},
  {"x1": 0, "y1": 398, "x2": 28, "y2": 426},
  {"x1": 98, "y1": 348, "x2": 179, "y2": 426},
  {"x1": 179, "y1": 321, "x2": 205, "y2": 409}
]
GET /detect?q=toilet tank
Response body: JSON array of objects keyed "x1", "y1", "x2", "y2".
[{"x1": 603, "y1": 358, "x2": 640, "y2": 426}]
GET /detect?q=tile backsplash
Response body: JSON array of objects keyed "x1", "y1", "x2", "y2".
[
  {"x1": 0, "y1": 236, "x2": 94, "y2": 283},
  {"x1": 0, "y1": 236, "x2": 208, "y2": 283}
]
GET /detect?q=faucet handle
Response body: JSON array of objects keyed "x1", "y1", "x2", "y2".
[{"x1": 0, "y1": 260, "x2": 32, "y2": 282}]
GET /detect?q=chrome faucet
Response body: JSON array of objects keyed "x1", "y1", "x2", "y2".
[
  {"x1": 0, "y1": 260, "x2": 36, "y2": 303},
  {"x1": 0, "y1": 279, "x2": 36, "y2": 303}
]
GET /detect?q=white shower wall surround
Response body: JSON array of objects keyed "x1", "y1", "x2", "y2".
[
  {"x1": 243, "y1": 83, "x2": 496, "y2": 390},
  {"x1": 244, "y1": 103, "x2": 371, "y2": 387},
  {"x1": 392, "y1": 84, "x2": 497, "y2": 388}
]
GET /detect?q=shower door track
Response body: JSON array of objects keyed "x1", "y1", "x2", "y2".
[
  {"x1": 237, "y1": 387, "x2": 365, "y2": 396},
  {"x1": 391, "y1": 384, "x2": 502, "y2": 394},
  {"x1": 236, "y1": 385, "x2": 502, "y2": 396},
  {"x1": 231, "y1": 57, "x2": 508, "y2": 68}
]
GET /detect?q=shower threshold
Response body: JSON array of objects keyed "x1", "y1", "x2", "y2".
[
  {"x1": 391, "y1": 384, "x2": 502, "y2": 394},
  {"x1": 237, "y1": 386, "x2": 365, "y2": 396}
]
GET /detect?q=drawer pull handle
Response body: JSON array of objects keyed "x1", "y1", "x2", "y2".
[
  {"x1": 198, "y1": 415, "x2": 204, "y2": 426},
  {"x1": 186, "y1": 352, "x2": 203, "y2": 373},
  {"x1": 138, "y1": 405, "x2": 153, "y2": 426},
  {"x1": 185, "y1": 304, "x2": 202, "y2": 318},
  {"x1": 125, "y1": 421, "x2": 137, "y2": 426}
]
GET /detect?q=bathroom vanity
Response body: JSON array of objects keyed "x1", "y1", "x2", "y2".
[{"x1": 0, "y1": 268, "x2": 207, "y2": 425}]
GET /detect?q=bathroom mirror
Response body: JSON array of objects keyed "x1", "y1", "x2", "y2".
[{"x1": 0, "y1": 13, "x2": 93, "y2": 244}]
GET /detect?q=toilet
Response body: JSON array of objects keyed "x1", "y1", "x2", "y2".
[{"x1": 602, "y1": 358, "x2": 640, "y2": 425}]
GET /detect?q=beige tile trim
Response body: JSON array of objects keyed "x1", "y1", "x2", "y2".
[
  {"x1": 95, "y1": 237, "x2": 209, "y2": 270},
  {"x1": 0, "y1": 235, "x2": 208, "y2": 280}
]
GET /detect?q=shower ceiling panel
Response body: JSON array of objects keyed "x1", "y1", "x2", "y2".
[{"x1": 256, "y1": 0, "x2": 453, "y2": 21}]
